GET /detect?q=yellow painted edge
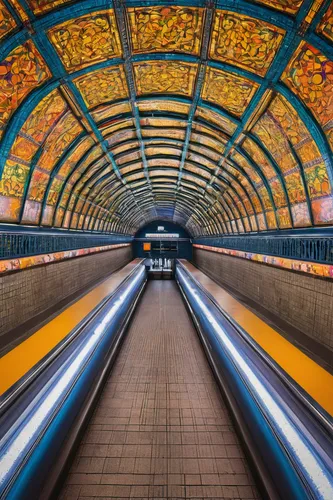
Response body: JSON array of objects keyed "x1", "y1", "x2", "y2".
[
  {"x1": 181, "y1": 261, "x2": 333, "y2": 417},
  {"x1": 0, "y1": 259, "x2": 143, "y2": 396}
]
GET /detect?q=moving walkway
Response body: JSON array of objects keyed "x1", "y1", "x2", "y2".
[{"x1": 0, "y1": 260, "x2": 332, "y2": 499}]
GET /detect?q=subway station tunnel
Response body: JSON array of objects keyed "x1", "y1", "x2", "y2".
[{"x1": 0, "y1": 0, "x2": 333, "y2": 498}]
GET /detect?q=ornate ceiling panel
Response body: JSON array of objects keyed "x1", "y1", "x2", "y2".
[
  {"x1": 48, "y1": 11, "x2": 122, "y2": 71},
  {"x1": 134, "y1": 60, "x2": 197, "y2": 96},
  {"x1": 128, "y1": 5, "x2": 204, "y2": 55},
  {"x1": 201, "y1": 67, "x2": 259, "y2": 117},
  {"x1": 210, "y1": 10, "x2": 285, "y2": 76},
  {"x1": 0, "y1": 0, "x2": 332, "y2": 236}
]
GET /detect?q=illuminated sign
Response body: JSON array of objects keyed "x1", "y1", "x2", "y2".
[
  {"x1": 145, "y1": 233, "x2": 179, "y2": 238},
  {"x1": 157, "y1": 226, "x2": 164, "y2": 231},
  {"x1": 143, "y1": 242, "x2": 151, "y2": 251}
]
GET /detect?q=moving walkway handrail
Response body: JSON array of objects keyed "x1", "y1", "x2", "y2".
[
  {"x1": 176, "y1": 260, "x2": 333, "y2": 434},
  {"x1": 0, "y1": 264, "x2": 147, "y2": 499},
  {"x1": 0, "y1": 260, "x2": 144, "y2": 417},
  {"x1": 176, "y1": 261, "x2": 333, "y2": 500}
]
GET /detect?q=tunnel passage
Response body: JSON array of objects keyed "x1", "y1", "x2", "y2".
[
  {"x1": 59, "y1": 279, "x2": 260, "y2": 499},
  {"x1": 0, "y1": 2, "x2": 333, "y2": 498},
  {"x1": 0, "y1": 0, "x2": 332, "y2": 237}
]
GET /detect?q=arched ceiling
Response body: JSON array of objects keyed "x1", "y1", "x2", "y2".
[{"x1": 0, "y1": 0, "x2": 332, "y2": 236}]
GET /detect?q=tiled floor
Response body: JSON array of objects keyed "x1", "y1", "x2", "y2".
[{"x1": 59, "y1": 280, "x2": 260, "y2": 499}]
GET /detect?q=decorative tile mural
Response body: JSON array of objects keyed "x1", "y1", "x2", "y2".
[
  {"x1": 253, "y1": 0, "x2": 303, "y2": 14},
  {"x1": 128, "y1": 5, "x2": 204, "y2": 55},
  {"x1": 282, "y1": 42, "x2": 333, "y2": 150},
  {"x1": 210, "y1": 11, "x2": 284, "y2": 76},
  {"x1": 134, "y1": 60, "x2": 197, "y2": 96},
  {"x1": 0, "y1": 41, "x2": 51, "y2": 138},
  {"x1": 48, "y1": 11, "x2": 122, "y2": 72},
  {"x1": 201, "y1": 67, "x2": 259, "y2": 117},
  {"x1": 75, "y1": 65, "x2": 128, "y2": 108},
  {"x1": 193, "y1": 244, "x2": 333, "y2": 278},
  {"x1": 0, "y1": 1, "x2": 332, "y2": 236},
  {"x1": 0, "y1": 1, "x2": 16, "y2": 40},
  {"x1": 317, "y1": 3, "x2": 333, "y2": 42}
]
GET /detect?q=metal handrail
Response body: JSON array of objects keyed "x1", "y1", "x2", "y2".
[
  {"x1": 194, "y1": 235, "x2": 333, "y2": 264},
  {"x1": 0, "y1": 231, "x2": 133, "y2": 260}
]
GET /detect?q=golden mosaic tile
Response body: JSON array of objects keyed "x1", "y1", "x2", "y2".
[
  {"x1": 7, "y1": 0, "x2": 28, "y2": 21},
  {"x1": 0, "y1": 0, "x2": 16, "y2": 40},
  {"x1": 134, "y1": 60, "x2": 197, "y2": 96},
  {"x1": 38, "y1": 112, "x2": 83, "y2": 171},
  {"x1": 101, "y1": 118, "x2": 134, "y2": 138},
  {"x1": 201, "y1": 67, "x2": 259, "y2": 117},
  {"x1": 20, "y1": 90, "x2": 67, "y2": 144},
  {"x1": 0, "y1": 41, "x2": 51, "y2": 138},
  {"x1": 75, "y1": 65, "x2": 128, "y2": 108},
  {"x1": 26, "y1": 0, "x2": 73, "y2": 15},
  {"x1": 253, "y1": 113, "x2": 298, "y2": 173},
  {"x1": 58, "y1": 136, "x2": 94, "y2": 178},
  {"x1": 210, "y1": 10, "x2": 284, "y2": 76},
  {"x1": 253, "y1": 0, "x2": 303, "y2": 14},
  {"x1": 281, "y1": 42, "x2": 333, "y2": 149},
  {"x1": 48, "y1": 10, "x2": 121, "y2": 72},
  {"x1": 317, "y1": 3, "x2": 333, "y2": 42},
  {"x1": 128, "y1": 5, "x2": 204, "y2": 55}
]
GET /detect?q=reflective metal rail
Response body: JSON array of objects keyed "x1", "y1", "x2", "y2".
[
  {"x1": 0, "y1": 264, "x2": 147, "y2": 499},
  {"x1": 176, "y1": 262, "x2": 333, "y2": 500}
]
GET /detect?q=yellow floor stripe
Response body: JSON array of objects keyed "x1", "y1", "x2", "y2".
[
  {"x1": 0, "y1": 259, "x2": 143, "y2": 396},
  {"x1": 181, "y1": 261, "x2": 333, "y2": 417}
]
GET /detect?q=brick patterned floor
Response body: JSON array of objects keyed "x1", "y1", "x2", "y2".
[{"x1": 59, "y1": 280, "x2": 260, "y2": 499}]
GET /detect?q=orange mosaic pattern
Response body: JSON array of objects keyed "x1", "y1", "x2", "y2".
[
  {"x1": 48, "y1": 11, "x2": 122, "y2": 72},
  {"x1": 317, "y1": 3, "x2": 333, "y2": 42},
  {"x1": 134, "y1": 61, "x2": 197, "y2": 96},
  {"x1": 75, "y1": 65, "x2": 128, "y2": 109},
  {"x1": 210, "y1": 11, "x2": 284, "y2": 76},
  {"x1": 253, "y1": 0, "x2": 303, "y2": 14},
  {"x1": 0, "y1": 0, "x2": 16, "y2": 40},
  {"x1": 0, "y1": 243, "x2": 130, "y2": 274},
  {"x1": 38, "y1": 112, "x2": 83, "y2": 172},
  {"x1": 282, "y1": 42, "x2": 333, "y2": 150},
  {"x1": 0, "y1": 90, "x2": 68, "y2": 222},
  {"x1": 57, "y1": 136, "x2": 94, "y2": 178},
  {"x1": 201, "y1": 67, "x2": 259, "y2": 117},
  {"x1": 0, "y1": 2, "x2": 331, "y2": 236},
  {"x1": 0, "y1": 41, "x2": 51, "y2": 139},
  {"x1": 128, "y1": 5, "x2": 204, "y2": 55},
  {"x1": 7, "y1": 0, "x2": 28, "y2": 21},
  {"x1": 0, "y1": 159, "x2": 28, "y2": 201},
  {"x1": 193, "y1": 244, "x2": 333, "y2": 278},
  {"x1": 253, "y1": 113, "x2": 298, "y2": 173},
  {"x1": 26, "y1": 0, "x2": 73, "y2": 15},
  {"x1": 19, "y1": 90, "x2": 67, "y2": 145}
]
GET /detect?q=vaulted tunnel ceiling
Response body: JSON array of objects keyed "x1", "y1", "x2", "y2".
[{"x1": 0, "y1": 0, "x2": 332, "y2": 236}]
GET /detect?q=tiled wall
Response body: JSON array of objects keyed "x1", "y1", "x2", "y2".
[
  {"x1": 193, "y1": 247, "x2": 333, "y2": 353},
  {"x1": 0, "y1": 246, "x2": 132, "y2": 336}
]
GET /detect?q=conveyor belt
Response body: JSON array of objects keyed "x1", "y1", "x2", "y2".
[{"x1": 58, "y1": 280, "x2": 260, "y2": 500}]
